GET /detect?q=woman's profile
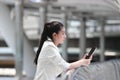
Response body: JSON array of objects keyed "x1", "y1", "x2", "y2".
[{"x1": 34, "y1": 21, "x2": 92, "y2": 80}]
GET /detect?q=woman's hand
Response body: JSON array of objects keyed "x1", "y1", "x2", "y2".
[
  {"x1": 79, "y1": 53, "x2": 92, "y2": 66},
  {"x1": 69, "y1": 53, "x2": 93, "y2": 70}
]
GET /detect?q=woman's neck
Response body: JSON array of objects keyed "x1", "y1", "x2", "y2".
[{"x1": 54, "y1": 42, "x2": 59, "y2": 47}]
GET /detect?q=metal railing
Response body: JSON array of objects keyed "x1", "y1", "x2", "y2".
[{"x1": 64, "y1": 59, "x2": 120, "y2": 80}]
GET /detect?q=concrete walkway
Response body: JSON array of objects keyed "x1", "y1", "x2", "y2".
[{"x1": 0, "y1": 77, "x2": 62, "y2": 80}]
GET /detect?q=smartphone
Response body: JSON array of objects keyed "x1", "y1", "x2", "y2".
[{"x1": 85, "y1": 47, "x2": 96, "y2": 59}]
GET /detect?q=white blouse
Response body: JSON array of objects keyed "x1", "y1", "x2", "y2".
[{"x1": 34, "y1": 40, "x2": 70, "y2": 80}]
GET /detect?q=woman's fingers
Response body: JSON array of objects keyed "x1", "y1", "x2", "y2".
[{"x1": 82, "y1": 53, "x2": 87, "y2": 59}]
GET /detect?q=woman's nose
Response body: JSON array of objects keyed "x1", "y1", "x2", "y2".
[{"x1": 64, "y1": 34, "x2": 66, "y2": 39}]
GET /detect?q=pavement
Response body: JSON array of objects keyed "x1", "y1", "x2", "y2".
[{"x1": 0, "y1": 77, "x2": 62, "y2": 80}]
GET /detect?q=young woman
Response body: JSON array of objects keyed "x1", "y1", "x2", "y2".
[{"x1": 34, "y1": 21, "x2": 92, "y2": 80}]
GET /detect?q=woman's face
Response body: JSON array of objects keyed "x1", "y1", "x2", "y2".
[{"x1": 53, "y1": 27, "x2": 66, "y2": 45}]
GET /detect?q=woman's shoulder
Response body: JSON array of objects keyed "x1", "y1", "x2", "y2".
[{"x1": 39, "y1": 41, "x2": 59, "y2": 57}]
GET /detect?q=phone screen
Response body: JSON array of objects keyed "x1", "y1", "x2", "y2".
[{"x1": 85, "y1": 47, "x2": 96, "y2": 59}]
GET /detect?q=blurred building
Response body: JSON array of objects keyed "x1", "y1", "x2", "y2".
[{"x1": 0, "y1": 0, "x2": 120, "y2": 80}]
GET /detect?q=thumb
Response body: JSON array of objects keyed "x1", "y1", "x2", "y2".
[{"x1": 83, "y1": 53, "x2": 88, "y2": 59}]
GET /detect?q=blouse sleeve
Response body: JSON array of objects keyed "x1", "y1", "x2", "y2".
[{"x1": 44, "y1": 45, "x2": 70, "y2": 72}]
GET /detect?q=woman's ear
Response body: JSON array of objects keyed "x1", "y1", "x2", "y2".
[{"x1": 52, "y1": 32, "x2": 57, "y2": 37}]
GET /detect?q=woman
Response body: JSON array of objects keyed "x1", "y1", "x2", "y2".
[{"x1": 34, "y1": 21, "x2": 92, "y2": 80}]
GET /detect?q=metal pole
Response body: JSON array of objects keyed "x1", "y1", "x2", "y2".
[
  {"x1": 15, "y1": 0, "x2": 24, "y2": 80},
  {"x1": 61, "y1": 13, "x2": 68, "y2": 61},
  {"x1": 99, "y1": 18, "x2": 105, "y2": 62},
  {"x1": 38, "y1": 6, "x2": 47, "y2": 34},
  {"x1": 79, "y1": 17, "x2": 87, "y2": 59}
]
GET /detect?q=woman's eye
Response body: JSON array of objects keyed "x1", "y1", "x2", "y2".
[{"x1": 62, "y1": 32, "x2": 65, "y2": 35}]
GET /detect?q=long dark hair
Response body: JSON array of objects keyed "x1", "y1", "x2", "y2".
[{"x1": 34, "y1": 21, "x2": 64, "y2": 65}]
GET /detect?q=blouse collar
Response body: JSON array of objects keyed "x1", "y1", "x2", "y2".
[
  {"x1": 47, "y1": 37, "x2": 52, "y2": 41},
  {"x1": 46, "y1": 37, "x2": 59, "y2": 51}
]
